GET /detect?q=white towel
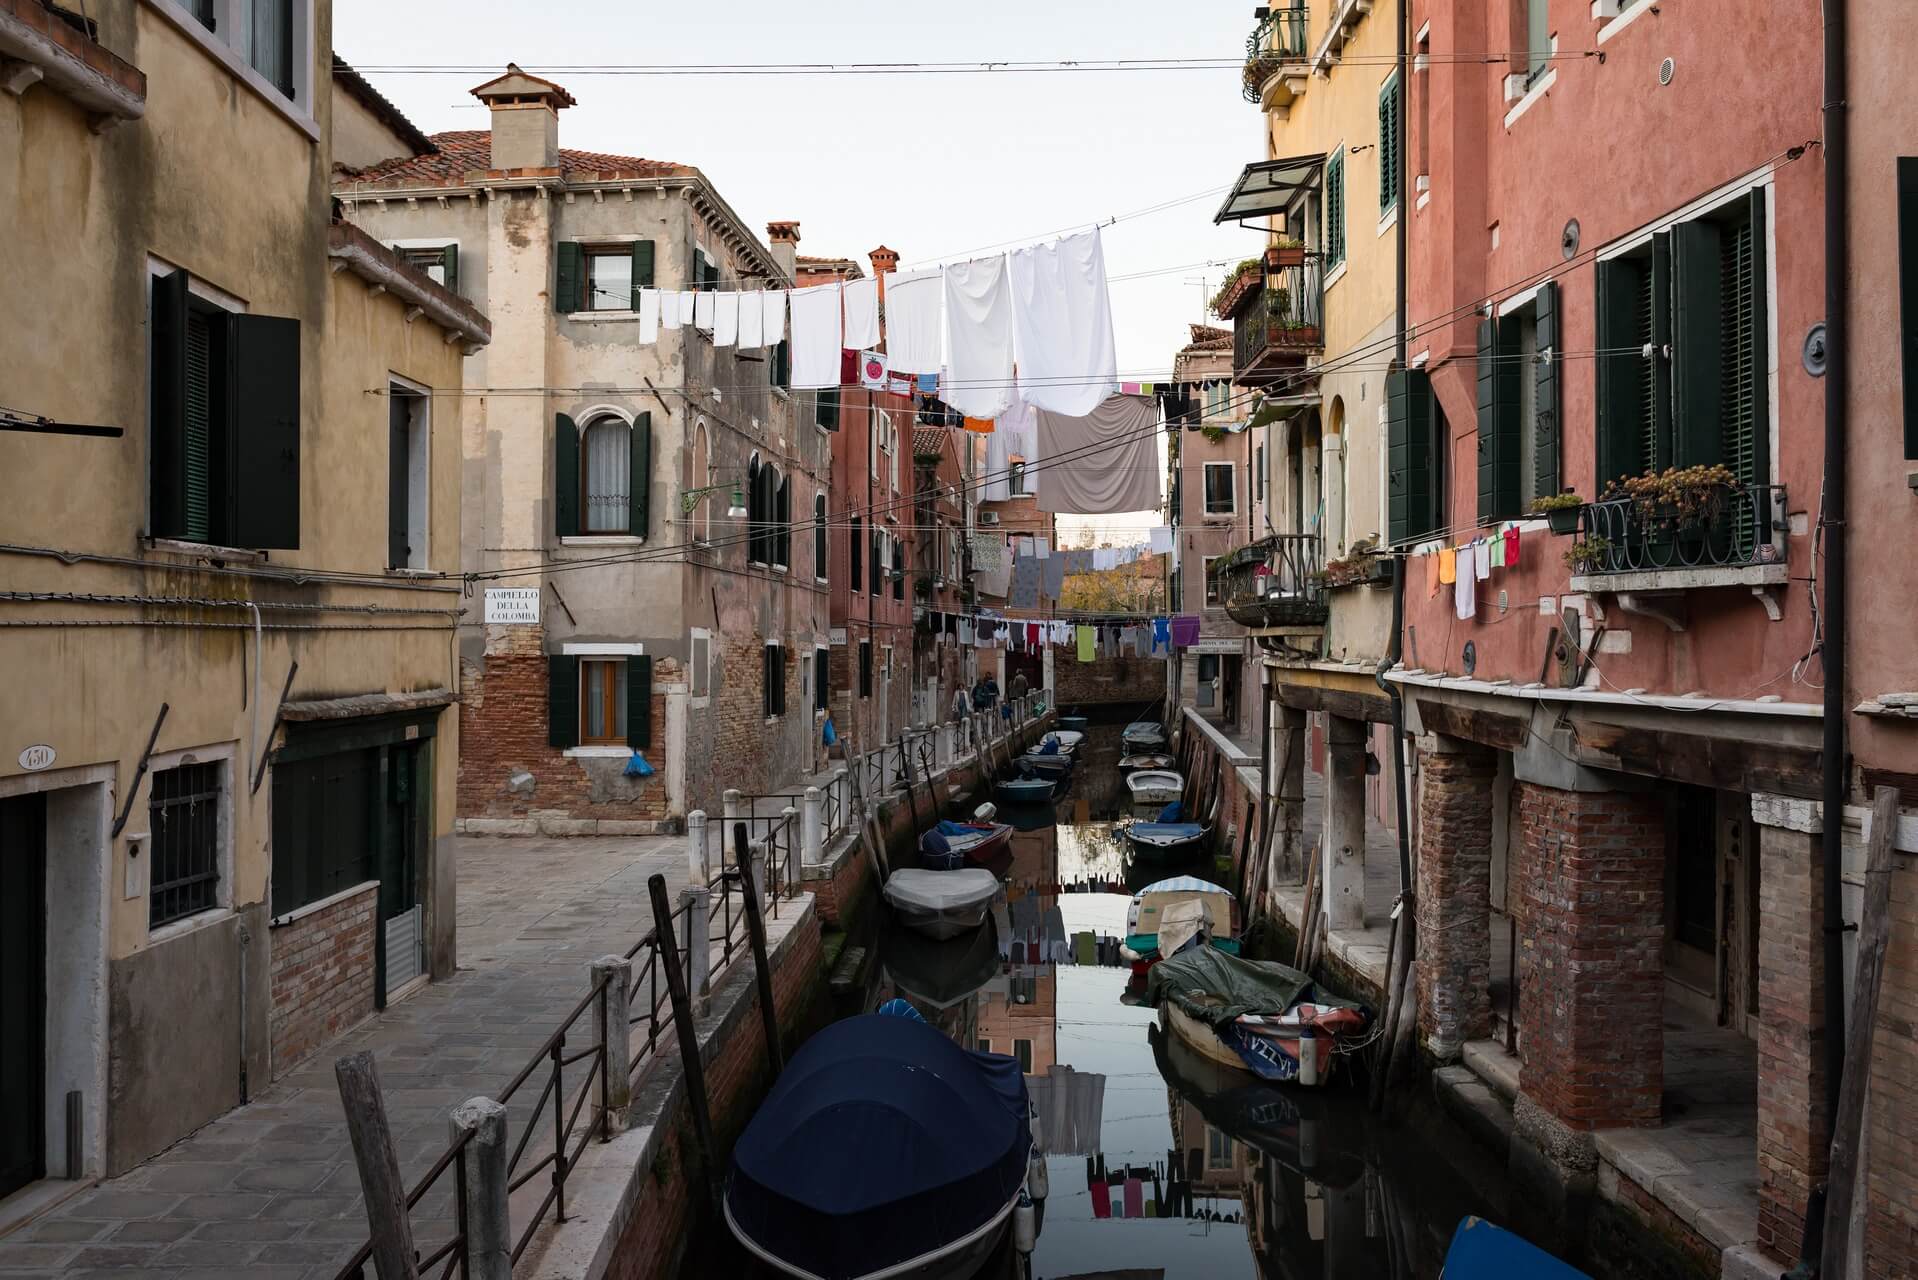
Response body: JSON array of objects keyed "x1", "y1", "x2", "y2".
[
  {"x1": 660, "y1": 290, "x2": 685, "y2": 330},
  {"x1": 678, "y1": 291, "x2": 696, "y2": 327},
  {"x1": 1455, "y1": 557, "x2": 1476, "y2": 620},
  {"x1": 882, "y1": 269, "x2": 943, "y2": 374},
  {"x1": 713, "y1": 291, "x2": 738, "y2": 347},
  {"x1": 942, "y1": 255, "x2": 1015, "y2": 419},
  {"x1": 692, "y1": 291, "x2": 713, "y2": 332},
  {"x1": 1009, "y1": 228, "x2": 1117, "y2": 417},
  {"x1": 1149, "y1": 526, "x2": 1174, "y2": 554},
  {"x1": 788, "y1": 283, "x2": 843, "y2": 389},
  {"x1": 1474, "y1": 539, "x2": 1491, "y2": 580},
  {"x1": 762, "y1": 291, "x2": 787, "y2": 344},
  {"x1": 638, "y1": 289, "x2": 660, "y2": 344},
  {"x1": 737, "y1": 290, "x2": 764, "y2": 349},
  {"x1": 842, "y1": 276, "x2": 880, "y2": 349}
]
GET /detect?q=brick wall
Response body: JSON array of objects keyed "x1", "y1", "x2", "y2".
[
  {"x1": 1416, "y1": 746, "x2": 1497, "y2": 1055},
  {"x1": 604, "y1": 905, "x2": 824, "y2": 1280},
  {"x1": 1511, "y1": 782, "x2": 1666, "y2": 1130},
  {"x1": 810, "y1": 842, "x2": 872, "y2": 928},
  {"x1": 1755, "y1": 820, "x2": 1829, "y2": 1257},
  {"x1": 1865, "y1": 853, "x2": 1918, "y2": 1276},
  {"x1": 1054, "y1": 652, "x2": 1166, "y2": 707},
  {"x1": 268, "y1": 884, "x2": 377, "y2": 1075},
  {"x1": 457, "y1": 652, "x2": 673, "y2": 825}
]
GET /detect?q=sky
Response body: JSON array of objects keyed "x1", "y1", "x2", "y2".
[{"x1": 337, "y1": 2, "x2": 1264, "y2": 546}]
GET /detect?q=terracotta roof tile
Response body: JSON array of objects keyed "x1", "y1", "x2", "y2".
[
  {"x1": 340, "y1": 130, "x2": 688, "y2": 185},
  {"x1": 913, "y1": 426, "x2": 950, "y2": 458}
]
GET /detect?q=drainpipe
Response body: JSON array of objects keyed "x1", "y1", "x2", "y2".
[{"x1": 1377, "y1": 0, "x2": 1413, "y2": 898}]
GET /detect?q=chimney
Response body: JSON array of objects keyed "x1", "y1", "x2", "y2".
[
  {"x1": 868, "y1": 245, "x2": 900, "y2": 302},
  {"x1": 469, "y1": 62, "x2": 575, "y2": 172},
  {"x1": 766, "y1": 221, "x2": 800, "y2": 278}
]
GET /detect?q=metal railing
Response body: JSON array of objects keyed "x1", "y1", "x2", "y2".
[
  {"x1": 1574, "y1": 483, "x2": 1786, "y2": 576},
  {"x1": 1212, "y1": 534, "x2": 1328, "y2": 628},
  {"x1": 1232, "y1": 258, "x2": 1326, "y2": 374},
  {"x1": 1243, "y1": 5, "x2": 1310, "y2": 101}
]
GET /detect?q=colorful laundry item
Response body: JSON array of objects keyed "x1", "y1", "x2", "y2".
[
  {"x1": 841, "y1": 275, "x2": 880, "y2": 348},
  {"x1": 881, "y1": 268, "x2": 944, "y2": 374},
  {"x1": 1455, "y1": 558, "x2": 1476, "y2": 620},
  {"x1": 638, "y1": 289, "x2": 660, "y2": 344},
  {"x1": 693, "y1": 289, "x2": 715, "y2": 332},
  {"x1": 963, "y1": 417, "x2": 995, "y2": 433},
  {"x1": 1474, "y1": 539, "x2": 1491, "y2": 580},
  {"x1": 1171, "y1": 615, "x2": 1201, "y2": 647},
  {"x1": 942, "y1": 254, "x2": 1015, "y2": 418},
  {"x1": 1490, "y1": 532, "x2": 1506, "y2": 568},
  {"x1": 712, "y1": 290, "x2": 738, "y2": 347},
  {"x1": 787, "y1": 283, "x2": 843, "y2": 389},
  {"x1": 1009, "y1": 228, "x2": 1117, "y2": 417},
  {"x1": 1438, "y1": 548, "x2": 1457, "y2": 584},
  {"x1": 1123, "y1": 1177, "x2": 1144, "y2": 1218},
  {"x1": 1504, "y1": 526, "x2": 1520, "y2": 568},
  {"x1": 1090, "y1": 1178, "x2": 1110, "y2": 1218},
  {"x1": 1153, "y1": 617, "x2": 1171, "y2": 653},
  {"x1": 1076, "y1": 625, "x2": 1095, "y2": 663},
  {"x1": 737, "y1": 289, "x2": 764, "y2": 348}
]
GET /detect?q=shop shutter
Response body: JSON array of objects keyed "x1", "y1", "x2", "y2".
[
  {"x1": 626, "y1": 654, "x2": 652, "y2": 749},
  {"x1": 555, "y1": 241, "x2": 582, "y2": 313},
  {"x1": 1670, "y1": 220, "x2": 1726, "y2": 469},
  {"x1": 629, "y1": 411, "x2": 652, "y2": 536},
  {"x1": 228, "y1": 314, "x2": 302, "y2": 549},
  {"x1": 1533, "y1": 281, "x2": 1561, "y2": 498},
  {"x1": 1385, "y1": 368, "x2": 1432, "y2": 543},
  {"x1": 548, "y1": 655, "x2": 579, "y2": 748},
  {"x1": 554, "y1": 413, "x2": 580, "y2": 537},
  {"x1": 1477, "y1": 314, "x2": 1520, "y2": 522}
]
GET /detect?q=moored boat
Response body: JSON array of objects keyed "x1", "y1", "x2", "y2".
[
  {"x1": 883, "y1": 867, "x2": 1001, "y2": 940},
  {"x1": 1116, "y1": 752, "x2": 1173, "y2": 772},
  {"x1": 919, "y1": 819, "x2": 1014, "y2": 875},
  {"x1": 1145, "y1": 946, "x2": 1369, "y2": 1087},
  {"x1": 725, "y1": 1013, "x2": 1035, "y2": 1280},
  {"x1": 1056, "y1": 713, "x2": 1090, "y2": 732},
  {"x1": 1121, "y1": 720, "x2": 1166, "y2": 749},
  {"x1": 1016, "y1": 751, "x2": 1075, "y2": 780},
  {"x1": 1442, "y1": 1217, "x2": 1593, "y2": 1279},
  {"x1": 1122, "y1": 819, "x2": 1209, "y2": 861},
  {"x1": 1124, "y1": 769, "x2": 1182, "y2": 805},
  {"x1": 1035, "y1": 729, "x2": 1083, "y2": 755},
  {"x1": 995, "y1": 775, "x2": 1058, "y2": 805}
]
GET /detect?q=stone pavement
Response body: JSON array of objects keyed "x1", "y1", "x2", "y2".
[{"x1": 0, "y1": 835, "x2": 690, "y2": 1278}]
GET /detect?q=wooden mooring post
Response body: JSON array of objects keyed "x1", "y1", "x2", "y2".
[
  {"x1": 734, "y1": 823, "x2": 786, "y2": 1076},
  {"x1": 335, "y1": 1050, "x2": 419, "y2": 1280},
  {"x1": 648, "y1": 872, "x2": 722, "y2": 1218}
]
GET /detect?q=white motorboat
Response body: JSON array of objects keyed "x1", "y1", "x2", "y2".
[
  {"x1": 1125, "y1": 770, "x2": 1183, "y2": 806},
  {"x1": 883, "y1": 868, "x2": 1002, "y2": 940},
  {"x1": 1037, "y1": 730, "x2": 1083, "y2": 755},
  {"x1": 1117, "y1": 752, "x2": 1174, "y2": 772}
]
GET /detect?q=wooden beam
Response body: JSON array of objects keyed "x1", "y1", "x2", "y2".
[
  {"x1": 1413, "y1": 698, "x2": 1529, "y2": 751},
  {"x1": 1570, "y1": 719, "x2": 1821, "y2": 797}
]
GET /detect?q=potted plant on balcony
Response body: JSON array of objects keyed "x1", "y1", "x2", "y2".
[
  {"x1": 1530, "y1": 491, "x2": 1585, "y2": 536},
  {"x1": 1563, "y1": 535, "x2": 1613, "y2": 574},
  {"x1": 1211, "y1": 259, "x2": 1264, "y2": 320},
  {"x1": 1265, "y1": 236, "x2": 1307, "y2": 270},
  {"x1": 1602, "y1": 464, "x2": 1739, "y2": 564}
]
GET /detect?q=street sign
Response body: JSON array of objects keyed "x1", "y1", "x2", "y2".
[{"x1": 484, "y1": 587, "x2": 540, "y2": 625}]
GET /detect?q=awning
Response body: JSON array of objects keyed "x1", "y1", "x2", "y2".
[{"x1": 1213, "y1": 153, "x2": 1327, "y2": 225}]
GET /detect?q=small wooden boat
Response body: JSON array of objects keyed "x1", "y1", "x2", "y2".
[
  {"x1": 883, "y1": 868, "x2": 1001, "y2": 940},
  {"x1": 1146, "y1": 948, "x2": 1369, "y2": 1087},
  {"x1": 1056, "y1": 714, "x2": 1090, "y2": 732},
  {"x1": 995, "y1": 775, "x2": 1058, "y2": 805},
  {"x1": 1117, "y1": 752, "x2": 1173, "y2": 772},
  {"x1": 1121, "y1": 721, "x2": 1167, "y2": 749},
  {"x1": 919, "y1": 819, "x2": 1014, "y2": 874},
  {"x1": 1127, "y1": 876, "x2": 1235, "y2": 939},
  {"x1": 1124, "y1": 770, "x2": 1183, "y2": 806},
  {"x1": 1122, "y1": 820, "x2": 1209, "y2": 861},
  {"x1": 1016, "y1": 751, "x2": 1075, "y2": 780},
  {"x1": 1035, "y1": 730, "x2": 1083, "y2": 755},
  {"x1": 882, "y1": 917, "x2": 1002, "y2": 1012}
]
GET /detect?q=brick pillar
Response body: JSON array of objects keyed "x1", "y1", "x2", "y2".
[
  {"x1": 1511, "y1": 781, "x2": 1666, "y2": 1138},
  {"x1": 1754, "y1": 819, "x2": 1829, "y2": 1259},
  {"x1": 1415, "y1": 740, "x2": 1496, "y2": 1060}
]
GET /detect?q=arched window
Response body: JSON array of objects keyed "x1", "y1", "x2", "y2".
[
  {"x1": 691, "y1": 420, "x2": 710, "y2": 543},
  {"x1": 813, "y1": 493, "x2": 828, "y2": 580},
  {"x1": 581, "y1": 415, "x2": 631, "y2": 533}
]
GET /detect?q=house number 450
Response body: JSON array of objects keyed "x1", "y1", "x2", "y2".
[{"x1": 18, "y1": 744, "x2": 55, "y2": 771}]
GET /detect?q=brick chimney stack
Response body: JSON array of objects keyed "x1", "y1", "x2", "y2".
[
  {"x1": 868, "y1": 245, "x2": 900, "y2": 302},
  {"x1": 766, "y1": 221, "x2": 800, "y2": 279},
  {"x1": 469, "y1": 63, "x2": 575, "y2": 172}
]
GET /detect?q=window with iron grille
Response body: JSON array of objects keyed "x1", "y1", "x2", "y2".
[{"x1": 149, "y1": 761, "x2": 223, "y2": 928}]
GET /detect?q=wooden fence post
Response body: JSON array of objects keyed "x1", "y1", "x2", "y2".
[
  {"x1": 449, "y1": 1097, "x2": 510, "y2": 1280},
  {"x1": 647, "y1": 872, "x2": 721, "y2": 1217},
  {"x1": 734, "y1": 823, "x2": 785, "y2": 1075},
  {"x1": 334, "y1": 1051, "x2": 419, "y2": 1280}
]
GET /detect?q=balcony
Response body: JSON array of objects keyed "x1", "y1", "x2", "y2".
[
  {"x1": 1568, "y1": 483, "x2": 1790, "y2": 625},
  {"x1": 1243, "y1": 6, "x2": 1310, "y2": 109},
  {"x1": 1211, "y1": 534, "x2": 1327, "y2": 631},
  {"x1": 1221, "y1": 257, "x2": 1325, "y2": 386}
]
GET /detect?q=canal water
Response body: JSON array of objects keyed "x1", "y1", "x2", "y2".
[{"x1": 682, "y1": 721, "x2": 1644, "y2": 1279}]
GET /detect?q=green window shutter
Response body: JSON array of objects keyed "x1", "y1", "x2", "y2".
[
  {"x1": 1901, "y1": 160, "x2": 1918, "y2": 458},
  {"x1": 227, "y1": 313, "x2": 302, "y2": 549},
  {"x1": 1476, "y1": 316, "x2": 1521, "y2": 521},
  {"x1": 1533, "y1": 281, "x2": 1561, "y2": 499},
  {"x1": 815, "y1": 387, "x2": 839, "y2": 430},
  {"x1": 1378, "y1": 76, "x2": 1400, "y2": 212},
  {"x1": 773, "y1": 339, "x2": 791, "y2": 389},
  {"x1": 1326, "y1": 151, "x2": 1346, "y2": 267},
  {"x1": 851, "y1": 516, "x2": 863, "y2": 590},
  {"x1": 548, "y1": 655, "x2": 580, "y2": 748},
  {"x1": 149, "y1": 270, "x2": 193, "y2": 539},
  {"x1": 1647, "y1": 232, "x2": 1674, "y2": 473},
  {"x1": 1595, "y1": 255, "x2": 1668, "y2": 488},
  {"x1": 1670, "y1": 220, "x2": 1726, "y2": 469},
  {"x1": 1721, "y1": 192, "x2": 1769, "y2": 488},
  {"x1": 554, "y1": 413, "x2": 580, "y2": 537},
  {"x1": 625, "y1": 654, "x2": 653, "y2": 750},
  {"x1": 388, "y1": 395, "x2": 410, "y2": 569},
  {"x1": 776, "y1": 474, "x2": 791, "y2": 566},
  {"x1": 555, "y1": 242, "x2": 582, "y2": 313},
  {"x1": 1386, "y1": 369, "x2": 1433, "y2": 543},
  {"x1": 441, "y1": 244, "x2": 459, "y2": 295},
  {"x1": 631, "y1": 239, "x2": 655, "y2": 297},
  {"x1": 629, "y1": 410, "x2": 652, "y2": 536}
]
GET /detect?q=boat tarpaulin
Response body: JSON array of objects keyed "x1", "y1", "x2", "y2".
[
  {"x1": 883, "y1": 867, "x2": 999, "y2": 913},
  {"x1": 728, "y1": 1013, "x2": 1031, "y2": 1279},
  {"x1": 1145, "y1": 947, "x2": 1356, "y2": 1029}
]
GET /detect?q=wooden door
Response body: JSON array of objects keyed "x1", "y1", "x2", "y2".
[{"x1": 0, "y1": 793, "x2": 47, "y2": 1197}]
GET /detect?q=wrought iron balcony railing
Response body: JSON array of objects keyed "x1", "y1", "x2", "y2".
[
  {"x1": 1211, "y1": 534, "x2": 1327, "y2": 628},
  {"x1": 1243, "y1": 7, "x2": 1310, "y2": 102},
  {"x1": 1572, "y1": 483, "x2": 1787, "y2": 576},
  {"x1": 1231, "y1": 256, "x2": 1325, "y2": 383}
]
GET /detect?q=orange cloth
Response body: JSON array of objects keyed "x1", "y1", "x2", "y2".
[
  {"x1": 963, "y1": 417, "x2": 995, "y2": 433},
  {"x1": 1437, "y1": 548, "x2": 1457, "y2": 584}
]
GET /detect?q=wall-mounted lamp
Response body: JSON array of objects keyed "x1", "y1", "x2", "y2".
[{"x1": 680, "y1": 483, "x2": 748, "y2": 518}]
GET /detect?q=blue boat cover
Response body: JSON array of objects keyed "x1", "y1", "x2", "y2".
[
  {"x1": 1157, "y1": 801, "x2": 1184, "y2": 822},
  {"x1": 1129, "y1": 822, "x2": 1204, "y2": 841},
  {"x1": 729, "y1": 1014, "x2": 1031, "y2": 1279},
  {"x1": 876, "y1": 997, "x2": 925, "y2": 1022},
  {"x1": 1036, "y1": 736, "x2": 1061, "y2": 755},
  {"x1": 1443, "y1": 1216, "x2": 1591, "y2": 1279}
]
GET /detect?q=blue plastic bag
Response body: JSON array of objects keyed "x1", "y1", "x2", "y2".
[
  {"x1": 624, "y1": 751, "x2": 655, "y2": 778},
  {"x1": 822, "y1": 716, "x2": 838, "y2": 746}
]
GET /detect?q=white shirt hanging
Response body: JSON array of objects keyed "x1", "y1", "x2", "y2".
[
  {"x1": 713, "y1": 292, "x2": 739, "y2": 347},
  {"x1": 942, "y1": 254, "x2": 1015, "y2": 419}
]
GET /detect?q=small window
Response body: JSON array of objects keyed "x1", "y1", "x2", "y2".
[
  {"x1": 149, "y1": 760, "x2": 224, "y2": 928},
  {"x1": 1012, "y1": 1039, "x2": 1034, "y2": 1073},
  {"x1": 580, "y1": 658, "x2": 629, "y2": 745},
  {"x1": 1207, "y1": 1125, "x2": 1234, "y2": 1170},
  {"x1": 387, "y1": 384, "x2": 428, "y2": 570},
  {"x1": 1203, "y1": 556, "x2": 1221, "y2": 607},
  {"x1": 978, "y1": 1039, "x2": 993, "y2": 1054},
  {"x1": 1525, "y1": 0, "x2": 1551, "y2": 83},
  {"x1": 850, "y1": 515, "x2": 864, "y2": 590},
  {"x1": 398, "y1": 245, "x2": 458, "y2": 293},
  {"x1": 1204, "y1": 380, "x2": 1231, "y2": 419},
  {"x1": 1008, "y1": 457, "x2": 1028, "y2": 496},
  {"x1": 690, "y1": 630, "x2": 711, "y2": 700},
  {"x1": 763, "y1": 643, "x2": 786, "y2": 718},
  {"x1": 585, "y1": 247, "x2": 633, "y2": 312},
  {"x1": 814, "y1": 494, "x2": 829, "y2": 579},
  {"x1": 1203, "y1": 462, "x2": 1236, "y2": 516},
  {"x1": 581, "y1": 416, "x2": 632, "y2": 533},
  {"x1": 250, "y1": 0, "x2": 295, "y2": 98},
  {"x1": 814, "y1": 647, "x2": 830, "y2": 712},
  {"x1": 859, "y1": 639, "x2": 873, "y2": 699}
]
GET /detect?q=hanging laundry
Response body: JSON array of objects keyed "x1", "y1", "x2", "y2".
[
  {"x1": 1171, "y1": 615, "x2": 1202, "y2": 648},
  {"x1": 674, "y1": 290, "x2": 695, "y2": 327},
  {"x1": 693, "y1": 289, "x2": 715, "y2": 332},
  {"x1": 1123, "y1": 1177, "x2": 1144, "y2": 1218},
  {"x1": 1504, "y1": 526, "x2": 1521, "y2": 569},
  {"x1": 917, "y1": 371, "x2": 939, "y2": 395},
  {"x1": 737, "y1": 289, "x2": 764, "y2": 348},
  {"x1": 638, "y1": 289, "x2": 661, "y2": 344},
  {"x1": 1153, "y1": 617, "x2": 1170, "y2": 654},
  {"x1": 984, "y1": 397, "x2": 1040, "y2": 500},
  {"x1": 1489, "y1": 530, "x2": 1506, "y2": 569},
  {"x1": 1032, "y1": 537, "x2": 1049, "y2": 559},
  {"x1": 1149, "y1": 526, "x2": 1174, "y2": 554},
  {"x1": 660, "y1": 290, "x2": 686, "y2": 330},
  {"x1": 858, "y1": 349, "x2": 889, "y2": 391},
  {"x1": 962, "y1": 417, "x2": 995, "y2": 433},
  {"x1": 1455, "y1": 560, "x2": 1476, "y2": 621},
  {"x1": 842, "y1": 275, "x2": 880, "y2": 348},
  {"x1": 1438, "y1": 547, "x2": 1457, "y2": 584},
  {"x1": 1009, "y1": 228, "x2": 1117, "y2": 417},
  {"x1": 942, "y1": 254, "x2": 1016, "y2": 419},
  {"x1": 788, "y1": 283, "x2": 842, "y2": 389},
  {"x1": 887, "y1": 374, "x2": 913, "y2": 396},
  {"x1": 712, "y1": 291, "x2": 739, "y2": 347},
  {"x1": 1076, "y1": 625, "x2": 1095, "y2": 663},
  {"x1": 958, "y1": 618, "x2": 974, "y2": 645},
  {"x1": 882, "y1": 268, "x2": 944, "y2": 374},
  {"x1": 1035, "y1": 396, "x2": 1161, "y2": 515},
  {"x1": 761, "y1": 290, "x2": 786, "y2": 343},
  {"x1": 1474, "y1": 539, "x2": 1491, "y2": 581}
]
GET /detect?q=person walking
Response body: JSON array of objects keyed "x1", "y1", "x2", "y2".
[
  {"x1": 950, "y1": 684, "x2": 969, "y2": 723},
  {"x1": 1009, "y1": 670, "x2": 1029, "y2": 704},
  {"x1": 984, "y1": 674, "x2": 1001, "y2": 708}
]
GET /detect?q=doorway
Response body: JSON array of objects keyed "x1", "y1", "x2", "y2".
[
  {"x1": 1196, "y1": 654, "x2": 1219, "y2": 710},
  {"x1": 0, "y1": 793, "x2": 47, "y2": 1198}
]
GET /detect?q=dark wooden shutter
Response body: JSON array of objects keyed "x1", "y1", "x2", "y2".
[
  {"x1": 859, "y1": 640, "x2": 872, "y2": 697},
  {"x1": 1386, "y1": 368, "x2": 1432, "y2": 543},
  {"x1": 388, "y1": 395, "x2": 410, "y2": 569},
  {"x1": 1595, "y1": 255, "x2": 1663, "y2": 488},
  {"x1": 1670, "y1": 219, "x2": 1726, "y2": 468},
  {"x1": 1533, "y1": 281, "x2": 1561, "y2": 498},
  {"x1": 625, "y1": 654, "x2": 652, "y2": 749},
  {"x1": 1476, "y1": 316, "x2": 1520, "y2": 522},
  {"x1": 548, "y1": 655, "x2": 579, "y2": 748},
  {"x1": 892, "y1": 537, "x2": 904, "y2": 599},
  {"x1": 870, "y1": 529, "x2": 882, "y2": 596},
  {"x1": 1326, "y1": 151, "x2": 1346, "y2": 266},
  {"x1": 227, "y1": 314, "x2": 301, "y2": 549},
  {"x1": 631, "y1": 239, "x2": 655, "y2": 296},
  {"x1": 778, "y1": 475, "x2": 792, "y2": 566},
  {"x1": 815, "y1": 650, "x2": 829, "y2": 711},
  {"x1": 773, "y1": 339, "x2": 791, "y2": 389},
  {"x1": 555, "y1": 242, "x2": 582, "y2": 313},
  {"x1": 441, "y1": 244, "x2": 460, "y2": 295},
  {"x1": 1648, "y1": 232, "x2": 1674, "y2": 473},
  {"x1": 1901, "y1": 159, "x2": 1918, "y2": 458},
  {"x1": 1724, "y1": 191, "x2": 1769, "y2": 488},
  {"x1": 816, "y1": 388, "x2": 839, "y2": 430},
  {"x1": 1378, "y1": 76, "x2": 1401, "y2": 212},
  {"x1": 150, "y1": 269, "x2": 192, "y2": 539},
  {"x1": 629, "y1": 411, "x2": 652, "y2": 536},
  {"x1": 554, "y1": 413, "x2": 580, "y2": 537},
  {"x1": 851, "y1": 516, "x2": 863, "y2": 590},
  {"x1": 814, "y1": 496, "x2": 827, "y2": 579}
]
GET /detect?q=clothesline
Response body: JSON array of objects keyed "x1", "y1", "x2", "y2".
[{"x1": 1421, "y1": 524, "x2": 1528, "y2": 621}]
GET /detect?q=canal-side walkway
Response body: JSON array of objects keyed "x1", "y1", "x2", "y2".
[{"x1": 0, "y1": 835, "x2": 703, "y2": 1279}]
